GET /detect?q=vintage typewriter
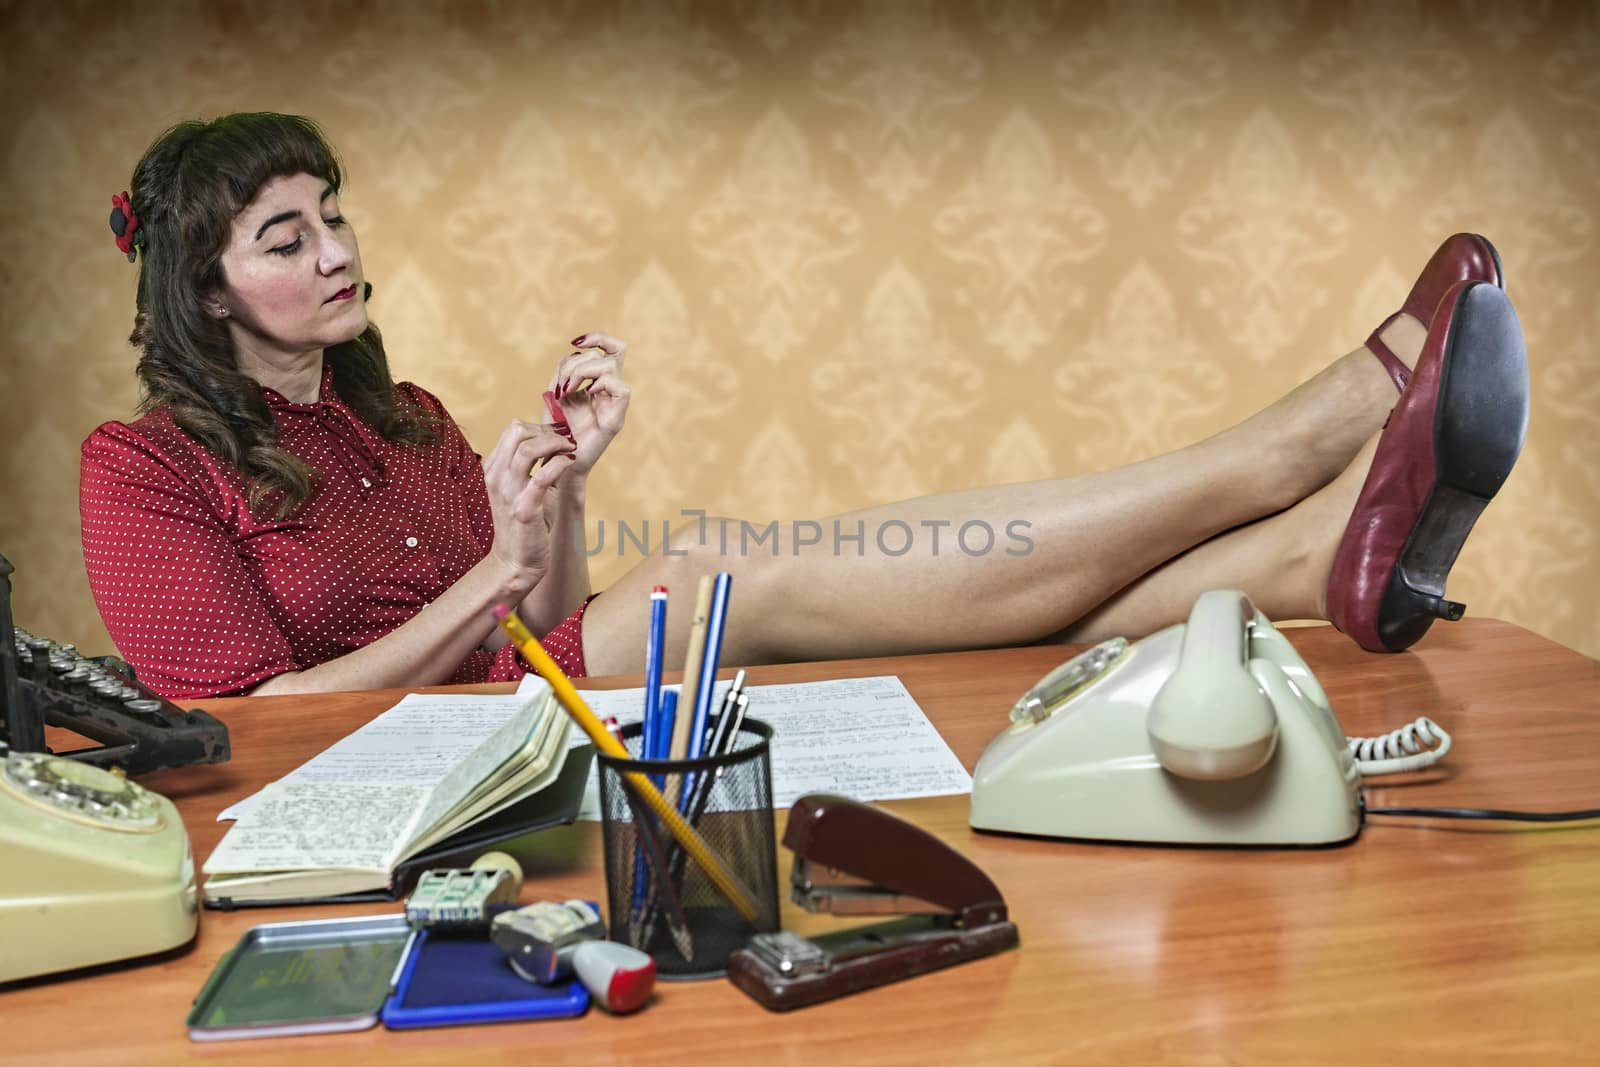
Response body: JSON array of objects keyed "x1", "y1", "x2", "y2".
[{"x1": 0, "y1": 551, "x2": 229, "y2": 775}]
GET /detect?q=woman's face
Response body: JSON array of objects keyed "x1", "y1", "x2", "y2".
[{"x1": 215, "y1": 171, "x2": 367, "y2": 366}]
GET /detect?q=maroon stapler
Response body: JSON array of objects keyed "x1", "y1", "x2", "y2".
[{"x1": 726, "y1": 794, "x2": 1019, "y2": 1011}]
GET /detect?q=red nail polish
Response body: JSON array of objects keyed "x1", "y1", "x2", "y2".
[{"x1": 570, "y1": 335, "x2": 587, "y2": 346}]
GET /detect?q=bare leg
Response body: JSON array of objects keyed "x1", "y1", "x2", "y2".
[
  {"x1": 581, "y1": 325, "x2": 1420, "y2": 676},
  {"x1": 1046, "y1": 316, "x2": 1429, "y2": 644},
  {"x1": 1049, "y1": 432, "x2": 1381, "y2": 644}
]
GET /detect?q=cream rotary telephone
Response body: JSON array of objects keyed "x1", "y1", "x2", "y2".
[
  {"x1": 970, "y1": 590, "x2": 1363, "y2": 846},
  {"x1": 0, "y1": 749, "x2": 198, "y2": 983}
]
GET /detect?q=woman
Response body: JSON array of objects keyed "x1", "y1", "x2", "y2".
[{"x1": 82, "y1": 113, "x2": 1529, "y2": 699}]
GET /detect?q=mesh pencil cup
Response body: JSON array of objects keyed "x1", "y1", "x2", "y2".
[{"x1": 596, "y1": 719, "x2": 780, "y2": 980}]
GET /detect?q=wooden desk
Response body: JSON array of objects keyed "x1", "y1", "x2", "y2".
[{"x1": 6, "y1": 619, "x2": 1599, "y2": 1065}]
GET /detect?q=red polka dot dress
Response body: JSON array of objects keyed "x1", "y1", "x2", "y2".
[{"x1": 79, "y1": 365, "x2": 591, "y2": 698}]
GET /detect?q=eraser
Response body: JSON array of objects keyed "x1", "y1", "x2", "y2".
[{"x1": 572, "y1": 941, "x2": 655, "y2": 1014}]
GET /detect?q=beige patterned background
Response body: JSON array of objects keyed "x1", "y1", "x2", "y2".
[{"x1": 1, "y1": 0, "x2": 1597, "y2": 665}]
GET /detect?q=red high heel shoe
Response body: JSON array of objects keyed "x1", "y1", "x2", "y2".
[
  {"x1": 1368, "y1": 233, "x2": 1504, "y2": 393},
  {"x1": 1328, "y1": 279, "x2": 1529, "y2": 652}
]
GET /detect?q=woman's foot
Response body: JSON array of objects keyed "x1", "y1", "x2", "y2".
[
  {"x1": 1322, "y1": 280, "x2": 1529, "y2": 652},
  {"x1": 1232, "y1": 233, "x2": 1507, "y2": 513},
  {"x1": 1367, "y1": 232, "x2": 1506, "y2": 391}
]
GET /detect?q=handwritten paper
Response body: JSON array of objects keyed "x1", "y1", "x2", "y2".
[
  {"x1": 514, "y1": 674, "x2": 972, "y2": 820},
  {"x1": 204, "y1": 782, "x2": 429, "y2": 874},
  {"x1": 218, "y1": 690, "x2": 549, "y2": 822}
]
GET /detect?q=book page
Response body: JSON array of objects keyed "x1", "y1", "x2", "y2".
[
  {"x1": 407, "y1": 737, "x2": 571, "y2": 856},
  {"x1": 407, "y1": 695, "x2": 564, "y2": 849},
  {"x1": 406, "y1": 693, "x2": 550, "y2": 841},
  {"x1": 203, "y1": 781, "x2": 431, "y2": 875},
  {"x1": 218, "y1": 688, "x2": 551, "y2": 822},
  {"x1": 209, "y1": 686, "x2": 554, "y2": 885},
  {"x1": 511, "y1": 675, "x2": 973, "y2": 819}
]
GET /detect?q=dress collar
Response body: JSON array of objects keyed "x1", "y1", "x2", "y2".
[{"x1": 260, "y1": 361, "x2": 387, "y2": 487}]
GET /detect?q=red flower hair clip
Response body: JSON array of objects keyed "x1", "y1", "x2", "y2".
[{"x1": 110, "y1": 192, "x2": 142, "y2": 263}]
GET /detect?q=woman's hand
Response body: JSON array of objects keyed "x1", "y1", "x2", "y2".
[
  {"x1": 549, "y1": 331, "x2": 630, "y2": 476},
  {"x1": 480, "y1": 420, "x2": 578, "y2": 591}
]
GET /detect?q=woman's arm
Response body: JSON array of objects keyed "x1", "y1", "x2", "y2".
[
  {"x1": 254, "y1": 419, "x2": 576, "y2": 695},
  {"x1": 249, "y1": 551, "x2": 535, "y2": 694},
  {"x1": 515, "y1": 472, "x2": 592, "y2": 635},
  {"x1": 514, "y1": 331, "x2": 630, "y2": 633}
]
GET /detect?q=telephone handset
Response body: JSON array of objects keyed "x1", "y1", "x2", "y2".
[
  {"x1": 0, "y1": 749, "x2": 198, "y2": 984},
  {"x1": 1147, "y1": 590, "x2": 1281, "y2": 780},
  {"x1": 970, "y1": 589, "x2": 1361, "y2": 846}
]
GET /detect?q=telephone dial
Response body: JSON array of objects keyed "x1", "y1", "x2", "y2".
[{"x1": 970, "y1": 589, "x2": 1363, "y2": 846}]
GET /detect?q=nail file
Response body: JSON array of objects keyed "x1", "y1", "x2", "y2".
[{"x1": 541, "y1": 391, "x2": 575, "y2": 443}]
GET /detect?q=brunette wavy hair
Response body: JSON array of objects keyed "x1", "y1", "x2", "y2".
[{"x1": 126, "y1": 112, "x2": 435, "y2": 517}]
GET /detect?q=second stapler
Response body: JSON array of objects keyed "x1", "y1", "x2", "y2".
[{"x1": 726, "y1": 794, "x2": 1018, "y2": 1011}]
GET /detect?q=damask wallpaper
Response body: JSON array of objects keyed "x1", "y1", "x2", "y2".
[{"x1": 1, "y1": 0, "x2": 1596, "y2": 667}]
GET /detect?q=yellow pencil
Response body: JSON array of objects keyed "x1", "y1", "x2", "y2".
[{"x1": 494, "y1": 604, "x2": 760, "y2": 921}]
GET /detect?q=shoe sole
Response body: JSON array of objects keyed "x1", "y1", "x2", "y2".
[
  {"x1": 1377, "y1": 282, "x2": 1529, "y2": 651},
  {"x1": 1478, "y1": 232, "x2": 1506, "y2": 291}
]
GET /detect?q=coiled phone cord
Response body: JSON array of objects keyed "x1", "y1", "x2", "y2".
[
  {"x1": 1353, "y1": 717, "x2": 1600, "y2": 823},
  {"x1": 1348, "y1": 716, "x2": 1452, "y2": 776}
]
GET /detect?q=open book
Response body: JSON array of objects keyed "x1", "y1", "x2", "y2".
[{"x1": 202, "y1": 683, "x2": 574, "y2": 905}]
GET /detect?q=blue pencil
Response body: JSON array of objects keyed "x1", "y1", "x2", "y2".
[
  {"x1": 651, "y1": 691, "x2": 677, "y2": 770},
  {"x1": 640, "y1": 586, "x2": 668, "y2": 765}
]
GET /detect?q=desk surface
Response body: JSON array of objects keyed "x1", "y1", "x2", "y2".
[{"x1": 6, "y1": 619, "x2": 1600, "y2": 1065}]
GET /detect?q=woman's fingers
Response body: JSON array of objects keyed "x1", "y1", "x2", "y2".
[
  {"x1": 571, "y1": 331, "x2": 627, "y2": 366},
  {"x1": 481, "y1": 418, "x2": 531, "y2": 473},
  {"x1": 485, "y1": 421, "x2": 574, "y2": 496},
  {"x1": 554, "y1": 354, "x2": 625, "y2": 399},
  {"x1": 568, "y1": 372, "x2": 630, "y2": 430},
  {"x1": 557, "y1": 333, "x2": 627, "y2": 396},
  {"x1": 527, "y1": 452, "x2": 575, "y2": 493},
  {"x1": 508, "y1": 428, "x2": 577, "y2": 479}
]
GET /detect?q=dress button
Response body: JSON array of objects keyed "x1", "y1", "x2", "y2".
[{"x1": 405, "y1": 536, "x2": 419, "y2": 548}]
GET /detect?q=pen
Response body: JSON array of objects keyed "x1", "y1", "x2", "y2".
[
  {"x1": 494, "y1": 604, "x2": 759, "y2": 921},
  {"x1": 641, "y1": 586, "x2": 668, "y2": 769},
  {"x1": 712, "y1": 691, "x2": 752, "y2": 785},
  {"x1": 642, "y1": 684, "x2": 753, "y2": 950},
  {"x1": 700, "y1": 669, "x2": 747, "y2": 775},
  {"x1": 723, "y1": 692, "x2": 750, "y2": 757},
  {"x1": 688, "y1": 573, "x2": 733, "y2": 763},
  {"x1": 681, "y1": 573, "x2": 732, "y2": 803},
  {"x1": 621, "y1": 784, "x2": 694, "y2": 961},
  {"x1": 682, "y1": 673, "x2": 747, "y2": 836}
]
